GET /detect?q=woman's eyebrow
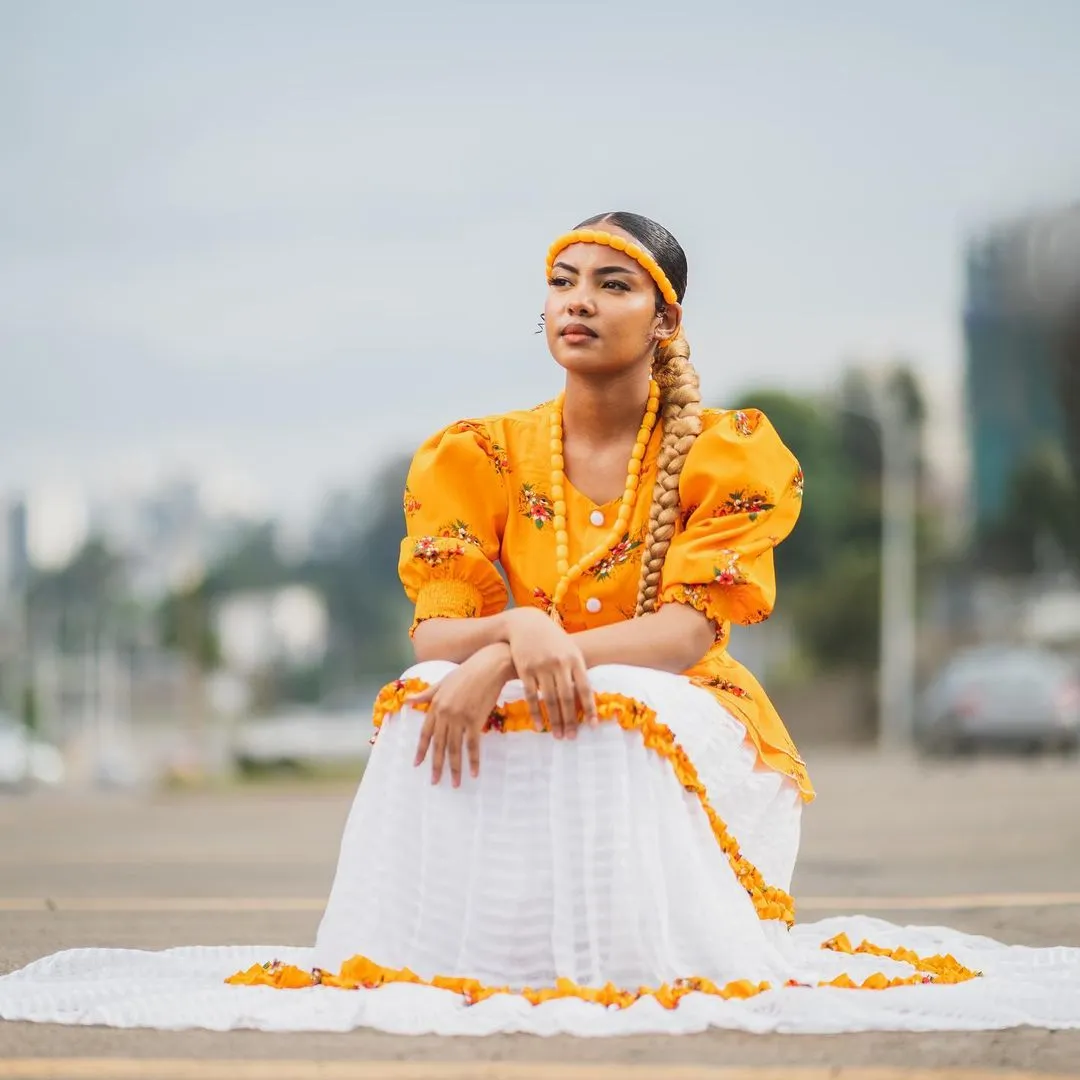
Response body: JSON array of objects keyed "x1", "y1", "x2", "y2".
[{"x1": 552, "y1": 261, "x2": 640, "y2": 277}]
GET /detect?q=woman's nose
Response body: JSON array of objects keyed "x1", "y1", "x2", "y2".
[{"x1": 567, "y1": 290, "x2": 595, "y2": 316}]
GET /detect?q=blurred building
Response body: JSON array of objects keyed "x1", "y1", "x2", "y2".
[
  {"x1": 213, "y1": 585, "x2": 329, "y2": 675},
  {"x1": 964, "y1": 203, "x2": 1079, "y2": 528},
  {"x1": 91, "y1": 477, "x2": 256, "y2": 600}
]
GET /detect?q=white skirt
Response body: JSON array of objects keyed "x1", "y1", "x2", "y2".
[{"x1": 2, "y1": 662, "x2": 1079, "y2": 1036}]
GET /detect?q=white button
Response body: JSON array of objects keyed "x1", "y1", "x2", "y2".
[
  {"x1": 589, "y1": 509, "x2": 605, "y2": 527},
  {"x1": 585, "y1": 597, "x2": 602, "y2": 614}
]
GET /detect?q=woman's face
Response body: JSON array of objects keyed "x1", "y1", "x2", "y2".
[{"x1": 544, "y1": 226, "x2": 680, "y2": 379}]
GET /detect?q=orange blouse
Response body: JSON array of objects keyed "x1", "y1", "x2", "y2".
[{"x1": 398, "y1": 403, "x2": 812, "y2": 800}]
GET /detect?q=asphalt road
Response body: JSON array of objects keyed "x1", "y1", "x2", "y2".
[{"x1": 1, "y1": 749, "x2": 1079, "y2": 1078}]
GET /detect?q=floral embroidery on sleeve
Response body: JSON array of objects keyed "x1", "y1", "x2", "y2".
[
  {"x1": 453, "y1": 421, "x2": 511, "y2": 475},
  {"x1": 403, "y1": 485, "x2": 422, "y2": 516},
  {"x1": 714, "y1": 489, "x2": 775, "y2": 522},
  {"x1": 518, "y1": 483, "x2": 554, "y2": 529},
  {"x1": 732, "y1": 410, "x2": 760, "y2": 438},
  {"x1": 713, "y1": 549, "x2": 747, "y2": 587},
  {"x1": 412, "y1": 537, "x2": 466, "y2": 567},
  {"x1": 488, "y1": 442, "x2": 511, "y2": 476},
  {"x1": 438, "y1": 519, "x2": 483, "y2": 547},
  {"x1": 791, "y1": 467, "x2": 804, "y2": 498}
]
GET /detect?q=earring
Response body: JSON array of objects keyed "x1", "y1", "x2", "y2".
[{"x1": 534, "y1": 313, "x2": 545, "y2": 335}]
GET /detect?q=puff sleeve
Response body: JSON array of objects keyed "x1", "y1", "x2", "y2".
[
  {"x1": 398, "y1": 420, "x2": 509, "y2": 631},
  {"x1": 659, "y1": 409, "x2": 803, "y2": 628}
]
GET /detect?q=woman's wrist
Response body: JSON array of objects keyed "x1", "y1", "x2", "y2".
[
  {"x1": 474, "y1": 640, "x2": 516, "y2": 682},
  {"x1": 499, "y1": 606, "x2": 549, "y2": 639}
]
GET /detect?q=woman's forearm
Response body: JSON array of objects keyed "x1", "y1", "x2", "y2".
[
  {"x1": 411, "y1": 612, "x2": 513, "y2": 663},
  {"x1": 571, "y1": 603, "x2": 715, "y2": 674},
  {"x1": 412, "y1": 603, "x2": 714, "y2": 675}
]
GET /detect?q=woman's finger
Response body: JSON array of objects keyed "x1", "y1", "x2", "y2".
[
  {"x1": 541, "y1": 671, "x2": 564, "y2": 739},
  {"x1": 404, "y1": 686, "x2": 436, "y2": 708},
  {"x1": 556, "y1": 665, "x2": 578, "y2": 740},
  {"x1": 447, "y1": 720, "x2": 464, "y2": 788},
  {"x1": 430, "y1": 717, "x2": 448, "y2": 785},
  {"x1": 522, "y1": 675, "x2": 545, "y2": 732},
  {"x1": 466, "y1": 726, "x2": 481, "y2": 779},
  {"x1": 573, "y1": 661, "x2": 598, "y2": 727},
  {"x1": 414, "y1": 711, "x2": 437, "y2": 766}
]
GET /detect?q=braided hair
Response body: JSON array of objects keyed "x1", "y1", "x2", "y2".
[{"x1": 575, "y1": 212, "x2": 703, "y2": 615}]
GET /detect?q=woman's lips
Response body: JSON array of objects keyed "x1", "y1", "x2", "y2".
[{"x1": 561, "y1": 323, "x2": 598, "y2": 341}]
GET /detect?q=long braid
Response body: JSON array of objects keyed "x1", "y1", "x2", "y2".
[{"x1": 634, "y1": 330, "x2": 703, "y2": 616}]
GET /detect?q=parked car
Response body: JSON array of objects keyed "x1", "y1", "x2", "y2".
[
  {"x1": 0, "y1": 713, "x2": 65, "y2": 789},
  {"x1": 917, "y1": 646, "x2": 1080, "y2": 755}
]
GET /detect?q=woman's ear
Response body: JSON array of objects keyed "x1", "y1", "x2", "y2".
[{"x1": 655, "y1": 301, "x2": 683, "y2": 342}]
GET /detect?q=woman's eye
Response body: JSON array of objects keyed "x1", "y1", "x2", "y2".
[
  {"x1": 547, "y1": 276, "x2": 571, "y2": 287},
  {"x1": 603, "y1": 280, "x2": 630, "y2": 290}
]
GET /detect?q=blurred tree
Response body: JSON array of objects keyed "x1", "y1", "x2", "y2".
[
  {"x1": 157, "y1": 521, "x2": 291, "y2": 672},
  {"x1": 26, "y1": 537, "x2": 129, "y2": 652},
  {"x1": 731, "y1": 365, "x2": 934, "y2": 674},
  {"x1": 978, "y1": 442, "x2": 1078, "y2": 576},
  {"x1": 1057, "y1": 298, "x2": 1080, "y2": 559},
  {"x1": 788, "y1": 547, "x2": 882, "y2": 669},
  {"x1": 158, "y1": 583, "x2": 220, "y2": 670},
  {"x1": 303, "y1": 455, "x2": 414, "y2": 683},
  {"x1": 204, "y1": 521, "x2": 292, "y2": 593}
]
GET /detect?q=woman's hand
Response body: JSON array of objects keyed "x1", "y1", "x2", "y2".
[
  {"x1": 408, "y1": 644, "x2": 513, "y2": 787},
  {"x1": 505, "y1": 608, "x2": 598, "y2": 739}
]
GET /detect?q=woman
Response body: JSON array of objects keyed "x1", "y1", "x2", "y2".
[{"x1": 1, "y1": 212, "x2": 1077, "y2": 1035}]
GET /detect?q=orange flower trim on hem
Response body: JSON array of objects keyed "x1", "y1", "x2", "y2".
[
  {"x1": 371, "y1": 679, "x2": 794, "y2": 926},
  {"x1": 226, "y1": 956, "x2": 772, "y2": 1007},
  {"x1": 818, "y1": 933, "x2": 981, "y2": 989},
  {"x1": 224, "y1": 937, "x2": 980, "y2": 1004}
]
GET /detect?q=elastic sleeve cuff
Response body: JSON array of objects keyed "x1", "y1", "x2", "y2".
[
  {"x1": 659, "y1": 583, "x2": 728, "y2": 643},
  {"x1": 410, "y1": 579, "x2": 486, "y2": 635}
]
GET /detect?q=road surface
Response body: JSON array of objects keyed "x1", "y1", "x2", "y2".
[{"x1": 1, "y1": 749, "x2": 1079, "y2": 1077}]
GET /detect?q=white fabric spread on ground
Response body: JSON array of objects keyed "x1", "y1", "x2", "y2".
[{"x1": 2, "y1": 662, "x2": 1079, "y2": 1036}]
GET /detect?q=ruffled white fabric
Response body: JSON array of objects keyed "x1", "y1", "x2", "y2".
[{"x1": 2, "y1": 662, "x2": 1079, "y2": 1035}]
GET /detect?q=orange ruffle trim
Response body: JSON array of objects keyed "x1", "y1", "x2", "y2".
[
  {"x1": 225, "y1": 686, "x2": 982, "y2": 1006},
  {"x1": 225, "y1": 934, "x2": 980, "y2": 1005},
  {"x1": 817, "y1": 932, "x2": 981, "y2": 989},
  {"x1": 226, "y1": 957, "x2": 772, "y2": 1007},
  {"x1": 373, "y1": 678, "x2": 794, "y2": 925}
]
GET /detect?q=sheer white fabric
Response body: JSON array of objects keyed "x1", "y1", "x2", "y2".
[{"x1": 2, "y1": 662, "x2": 1078, "y2": 1035}]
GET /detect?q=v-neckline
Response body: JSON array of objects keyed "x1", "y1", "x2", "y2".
[{"x1": 559, "y1": 423, "x2": 662, "y2": 511}]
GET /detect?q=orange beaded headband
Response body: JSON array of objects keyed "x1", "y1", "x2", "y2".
[{"x1": 545, "y1": 229, "x2": 679, "y2": 306}]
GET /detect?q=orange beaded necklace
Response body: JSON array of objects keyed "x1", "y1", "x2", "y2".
[{"x1": 547, "y1": 379, "x2": 660, "y2": 622}]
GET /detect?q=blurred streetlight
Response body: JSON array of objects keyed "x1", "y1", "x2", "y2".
[{"x1": 842, "y1": 367, "x2": 920, "y2": 751}]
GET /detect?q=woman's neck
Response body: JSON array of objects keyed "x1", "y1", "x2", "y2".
[{"x1": 561, "y1": 367, "x2": 653, "y2": 445}]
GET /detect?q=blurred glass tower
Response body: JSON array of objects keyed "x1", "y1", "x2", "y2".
[{"x1": 963, "y1": 205, "x2": 1079, "y2": 529}]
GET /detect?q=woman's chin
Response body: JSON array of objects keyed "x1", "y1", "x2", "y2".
[{"x1": 550, "y1": 344, "x2": 622, "y2": 375}]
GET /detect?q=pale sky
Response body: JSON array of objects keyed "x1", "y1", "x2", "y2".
[{"x1": 3, "y1": 0, "x2": 1079, "y2": 527}]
